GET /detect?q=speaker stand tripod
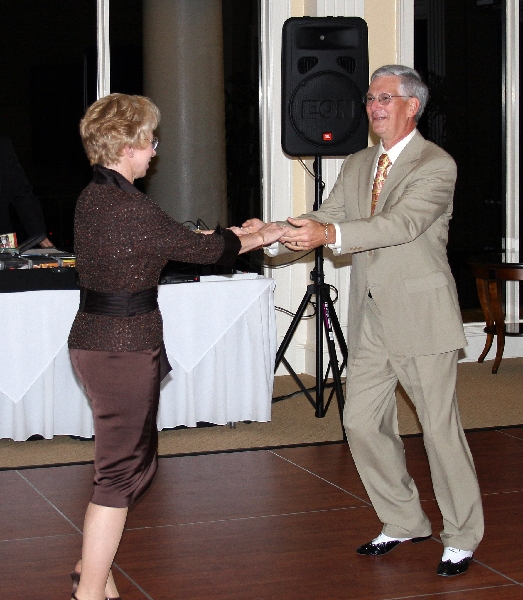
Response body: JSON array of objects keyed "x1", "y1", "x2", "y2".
[{"x1": 275, "y1": 156, "x2": 348, "y2": 433}]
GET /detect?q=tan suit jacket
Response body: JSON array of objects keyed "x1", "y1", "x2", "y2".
[{"x1": 302, "y1": 130, "x2": 466, "y2": 360}]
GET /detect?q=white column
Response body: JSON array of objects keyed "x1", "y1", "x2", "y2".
[
  {"x1": 260, "y1": 1, "x2": 298, "y2": 373},
  {"x1": 97, "y1": 0, "x2": 110, "y2": 99},
  {"x1": 397, "y1": 0, "x2": 414, "y2": 67},
  {"x1": 505, "y1": 0, "x2": 520, "y2": 323}
]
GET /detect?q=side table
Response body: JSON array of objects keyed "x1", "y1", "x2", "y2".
[{"x1": 468, "y1": 254, "x2": 523, "y2": 374}]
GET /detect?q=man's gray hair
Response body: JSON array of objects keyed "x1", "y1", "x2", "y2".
[{"x1": 370, "y1": 65, "x2": 429, "y2": 123}]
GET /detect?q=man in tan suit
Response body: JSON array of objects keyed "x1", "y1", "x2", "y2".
[{"x1": 243, "y1": 65, "x2": 483, "y2": 576}]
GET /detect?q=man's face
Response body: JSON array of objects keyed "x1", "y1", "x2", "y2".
[{"x1": 365, "y1": 75, "x2": 420, "y2": 150}]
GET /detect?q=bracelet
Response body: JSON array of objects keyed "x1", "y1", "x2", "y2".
[{"x1": 323, "y1": 223, "x2": 330, "y2": 247}]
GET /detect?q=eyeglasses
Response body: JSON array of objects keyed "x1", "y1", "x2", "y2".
[
  {"x1": 150, "y1": 137, "x2": 159, "y2": 150},
  {"x1": 364, "y1": 93, "x2": 413, "y2": 106}
]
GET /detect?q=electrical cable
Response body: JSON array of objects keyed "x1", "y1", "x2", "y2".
[{"x1": 275, "y1": 283, "x2": 339, "y2": 320}]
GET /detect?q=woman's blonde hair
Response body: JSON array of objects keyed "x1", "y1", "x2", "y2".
[{"x1": 80, "y1": 93, "x2": 161, "y2": 166}]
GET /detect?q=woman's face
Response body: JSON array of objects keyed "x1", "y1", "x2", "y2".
[{"x1": 130, "y1": 131, "x2": 157, "y2": 180}]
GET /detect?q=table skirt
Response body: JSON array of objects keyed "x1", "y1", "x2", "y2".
[{"x1": 0, "y1": 276, "x2": 276, "y2": 441}]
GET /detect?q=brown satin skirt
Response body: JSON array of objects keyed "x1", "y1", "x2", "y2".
[{"x1": 69, "y1": 346, "x2": 162, "y2": 508}]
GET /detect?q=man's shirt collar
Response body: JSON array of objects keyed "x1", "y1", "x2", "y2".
[{"x1": 378, "y1": 128, "x2": 417, "y2": 164}]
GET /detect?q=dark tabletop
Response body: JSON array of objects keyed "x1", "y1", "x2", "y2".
[{"x1": 468, "y1": 253, "x2": 523, "y2": 268}]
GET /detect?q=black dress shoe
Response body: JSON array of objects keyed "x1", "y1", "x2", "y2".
[
  {"x1": 356, "y1": 535, "x2": 431, "y2": 556},
  {"x1": 436, "y1": 556, "x2": 472, "y2": 577}
]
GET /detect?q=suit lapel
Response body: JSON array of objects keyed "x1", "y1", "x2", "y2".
[{"x1": 374, "y1": 131, "x2": 425, "y2": 215}]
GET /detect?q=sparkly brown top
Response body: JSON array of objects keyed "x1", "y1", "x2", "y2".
[{"x1": 68, "y1": 165, "x2": 240, "y2": 352}]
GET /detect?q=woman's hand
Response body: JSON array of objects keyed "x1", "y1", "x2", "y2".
[
  {"x1": 238, "y1": 222, "x2": 286, "y2": 254},
  {"x1": 228, "y1": 226, "x2": 248, "y2": 237},
  {"x1": 241, "y1": 218, "x2": 265, "y2": 234},
  {"x1": 257, "y1": 222, "x2": 286, "y2": 246}
]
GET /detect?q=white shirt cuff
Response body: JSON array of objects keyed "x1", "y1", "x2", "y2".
[
  {"x1": 327, "y1": 223, "x2": 342, "y2": 255},
  {"x1": 265, "y1": 241, "x2": 280, "y2": 256}
]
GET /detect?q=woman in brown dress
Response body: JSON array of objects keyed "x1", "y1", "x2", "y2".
[{"x1": 68, "y1": 93, "x2": 284, "y2": 600}]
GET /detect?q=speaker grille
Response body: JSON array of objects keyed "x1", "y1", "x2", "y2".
[
  {"x1": 337, "y1": 56, "x2": 356, "y2": 74},
  {"x1": 289, "y1": 70, "x2": 365, "y2": 149},
  {"x1": 298, "y1": 56, "x2": 319, "y2": 74}
]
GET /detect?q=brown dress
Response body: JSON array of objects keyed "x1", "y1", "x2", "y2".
[{"x1": 68, "y1": 165, "x2": 240, "y2": 508}]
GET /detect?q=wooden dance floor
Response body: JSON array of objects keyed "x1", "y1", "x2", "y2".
[{"x1": 1, "y1": 427, "x2": 523, "y2": 599}]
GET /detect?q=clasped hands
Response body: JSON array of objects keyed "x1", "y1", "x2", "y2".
[
  {"x1": 195, "y1": 221, "x2": 286, "y2": 250},
  {"x1": 234, "y1": 217, "x2": 330, "y2": 251}
]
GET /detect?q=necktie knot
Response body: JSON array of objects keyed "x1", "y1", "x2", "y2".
[
  {"x1": 377, "y1": 153, "x2": 391, "y2": 171},
  {"x1": 371, "y1": 153, "x2": 391, "y2": 215}
]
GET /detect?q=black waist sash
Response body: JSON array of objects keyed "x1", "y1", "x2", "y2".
[
  {"x1": 79, "y1": 286, "x2": 158, "y2": 317},
  {"x1": 78, "y1": 285, "x2": 171, "y2": 380}
]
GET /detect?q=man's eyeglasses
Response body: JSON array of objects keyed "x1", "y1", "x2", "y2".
[
  {"x1": 364, "y1": 93, "x2": 413, "y2": 106},
  {"x1": 150, "y1": 137, "x2": 159, "y2": 150}
]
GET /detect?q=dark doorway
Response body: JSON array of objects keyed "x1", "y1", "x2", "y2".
[
  {"x1": 0, "y1": 0, "x2": 97, "y2": 250},
  {"x1": 222, "y1": 0, "x2": 262, "y2": 271},
  {"x1": 222, "y1": 0, "x2": 261, "y2": 227},
  {"x1": 414, "y1": 0, "x2": 504, "y2": 317}
]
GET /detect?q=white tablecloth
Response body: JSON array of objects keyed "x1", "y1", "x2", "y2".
[{"x1": 0, "y1": 275, "x2": 276, "y2": 441}]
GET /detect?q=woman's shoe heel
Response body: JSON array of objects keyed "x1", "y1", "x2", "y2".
[
  {"x1": 70, "y1": 569, "x2": 121, "y2": 600},
  {"x1": 70, "y1": 570, "x2": 80, "y2": 596}
]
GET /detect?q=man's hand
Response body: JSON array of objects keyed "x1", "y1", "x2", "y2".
[{"x1": 280, "y1": 217, "x2": 330, "y2": 251}]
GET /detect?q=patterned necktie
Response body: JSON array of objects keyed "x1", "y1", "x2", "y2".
[{"x1": 371, "y1": 153, "x2": 392, "y2": 215}]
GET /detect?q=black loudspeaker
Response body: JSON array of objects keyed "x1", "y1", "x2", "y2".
[{"x1": 281, "y1": 16, "x2": 369, "y2": 157}]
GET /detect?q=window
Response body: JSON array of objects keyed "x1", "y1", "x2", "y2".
[
  {"x1": 415, "y1": 0, "x2": 504, "y2": 318},
  {"x1": 0, "y1": 0, "x2": 97, "y2": 250}
]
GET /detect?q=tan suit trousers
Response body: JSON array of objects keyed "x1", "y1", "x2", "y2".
[{"x1": 343, "y1": 295, "x2": 484, "y2": 551}]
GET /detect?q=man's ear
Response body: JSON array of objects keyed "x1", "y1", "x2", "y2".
[{"x1": 408, "y1": 97, "x2": 421, "y2": 118}]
